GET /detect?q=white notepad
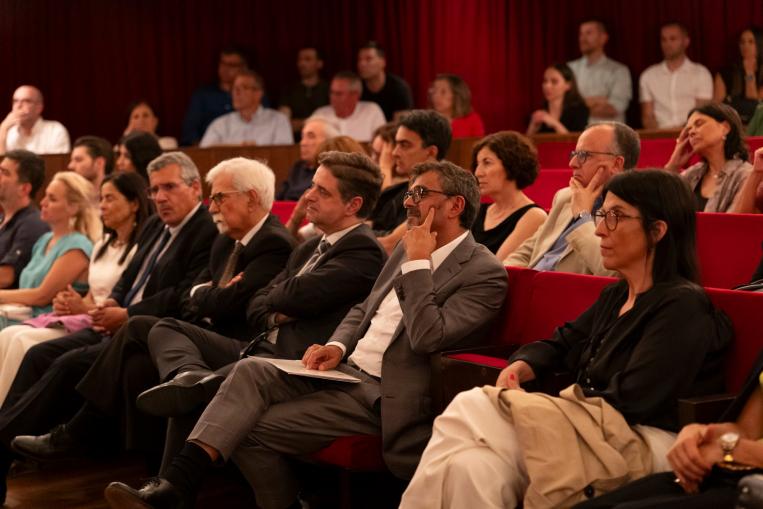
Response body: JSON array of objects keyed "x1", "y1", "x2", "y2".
[{"x1": 261, "y1": 358, "x2": 361, "y2": 383}]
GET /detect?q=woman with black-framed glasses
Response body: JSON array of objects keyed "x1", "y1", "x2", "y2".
[{"x1": 401, "y1": 170, "x2": 731, "y2": 508}]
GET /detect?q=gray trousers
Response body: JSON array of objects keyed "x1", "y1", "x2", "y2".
[{"x1": 187, "y1": 356, "x2": 382, "y2": 509}]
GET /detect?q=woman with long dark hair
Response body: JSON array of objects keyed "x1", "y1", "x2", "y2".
[
  {"x1": 713, "y1": 27, "x2": 763, "y2": 124},
  {"x1": 527, "y1": 62, "x2": 590, "y2": 135}
]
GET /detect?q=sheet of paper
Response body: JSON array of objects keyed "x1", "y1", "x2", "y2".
[{"x1": 261, "y1": 358, "x2": 361, "y2": 383}]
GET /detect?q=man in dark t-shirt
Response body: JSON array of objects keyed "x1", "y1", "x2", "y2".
[
  {"x1": 279, "y1": 47, "x2": 330, "y2": 140},
  {"x1": 0, "y1": 150, "x2": 49, "y2": 288},
  {"x1": 358, "y1": 41, "x2": 414, "y2": 121}
]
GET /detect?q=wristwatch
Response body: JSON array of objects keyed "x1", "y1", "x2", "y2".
[{"x1": 720, "y1": 431, "x2": 740, "y2": 463}]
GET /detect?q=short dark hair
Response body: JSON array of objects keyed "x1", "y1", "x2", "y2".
[
  {"x1": 410, "y1": 160, "x2": 480, "y2": 229},
  {"x1": 580, "y1": 17, "x2": 609, "y2": 34},
  {"x1": 661, "y1": 20, "x2": 689, "y2": 36},
  {"x1": 317, "y1": 151, "x2": 383, "y2": 219},
  {"x1": 220, "y1": 46, "x2": 249, "y2": 66},
  {"x1": 73, "y1": 136, "x2": 115, "y2": 175},
  {"x1": 373, "y1": 122, "x2": 398, "y2": 144},
  {"x1": 471, "y1": 131, "x2": 539, "y2": 190},
  {"x1": 605, "y1": 170, "x2": 699, "y2": 284},
  {"x1": 360, "y1": 41, "x2": 385, "y2": 58},
  {"x1": 119, "y1": 131, "x2": 163, "y2": 182},
  {"x1": 397, "y1": 110, "x2": 452, "y2": 160},
  {"x1": 4, "y1": 149, "x2": 45, "y2": 198},
  {"x1": 687, "y1": 103, "x2": 748, "y2": 162},
  {"x1": 235, "y1": 68, "x2": 265, "y2": 91},
  {"x1": 299, "y1": 46, "x2": 323, "y2": 61},
  {"x1": 592, "y1": 122, "x2": 641, "y2": 169}
]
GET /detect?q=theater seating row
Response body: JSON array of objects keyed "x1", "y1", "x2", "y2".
[{"x1": 535, "y1": 136, "x2": 763, "y2": 169}]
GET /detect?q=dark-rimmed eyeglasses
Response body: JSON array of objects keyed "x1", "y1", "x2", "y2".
[
  {"x1": 209, "y1": 191, "x2": 243, "y2": 206},
  {"x1": 403, "y1": 186, "x2": 455, "y2": 204},
  {"x1": 570, "y1": 150, "x2": 622, "y2": 164},
  {"x1": 594, "y1": 209, "x2": 642, "y2": 231}
]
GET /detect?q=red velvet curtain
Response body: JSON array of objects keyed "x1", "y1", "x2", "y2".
[{"x1": 0, "y1": 0, "x2": 761, "y2": 144}]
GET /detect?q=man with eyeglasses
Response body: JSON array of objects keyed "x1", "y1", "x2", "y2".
[
  {"x1": 0, "y1": 153, "x2": 217, "y2": 481},
  {"x1": 505, "y1": 122, "x2": 640, "y2": 276},
  {"x1": 0, "y1": 85, "x2": 70, "y2": 155},
  {"x1": 199, "y1": 70, "x2": 293, "y2": 148},
  {"x1": 9, "y1": 157, "x2": 296, "y2": 470},
  {"x1": 101, "y1": 160, "x2": 507, "y2": 509}
]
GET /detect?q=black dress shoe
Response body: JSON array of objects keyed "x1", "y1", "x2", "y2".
[
  {"x1": 136, "y1": 370, "x2": 225, "y2": 417},
  {"x1": 104, "y1": 478, "x2": 188, "y2": 509},
  {"x1": 10, "y1": 424, "x2": 85, "y2": 461}
]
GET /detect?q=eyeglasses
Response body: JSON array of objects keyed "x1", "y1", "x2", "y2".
[
  {"x1": 147, "y1": 181, "x2": 185, "y2": 199},
  {"x1": 569, "y1": 150, "x2": 622, "y2": 164},
  {"x1": 594, "y1": 209, "x2": 642, "y2": 231},
  {"x1": 209, "y1": 191, "x2": 242, "y2": 206},
  {"x1": 403, "y1": 186, "x2": 455, "y2": 204}
]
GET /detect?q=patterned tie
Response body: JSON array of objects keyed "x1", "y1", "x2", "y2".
[
  {"x1": 299, "y1": 239, "x2": 330, "y2": 274},
  {"x1": 218, "y1": 241, "x2": 244, "y2": 287},
  {"x1": 124, "y1": 228, "x2": 172, "y2": 306}
]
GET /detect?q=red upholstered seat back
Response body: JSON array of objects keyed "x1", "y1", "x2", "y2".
[
  {"x1": 537, "y1": 141, "x2": 577, "y2": 169},
  {"x1": 496, "y1": 267, "x2": 540, "y2": 344},
  {"x1": 696, "y1": 213, "x2": 763, "y2": 289},
  {"x1": 748, "y1": 136, "x2": 763, "y2": 153},
  {"x1": 271, "y1": 200, "x2": 298, "y2": 224},
  {"x1": 638, "y1": 138, "x2": 699, "y2": 168},
  {"x1": 706, "y1": 288, "x2": 763, "y2": 393},
  {"x1": 520, "y1": 271, "x2": 616, "y2": 344},
  {"x1": 524, "y1": 169, "x2": 573, "y2": 210}
]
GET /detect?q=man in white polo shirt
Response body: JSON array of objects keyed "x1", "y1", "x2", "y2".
[
  {"x1": 312, "y1": 71, "x2": 386, "y2": 142},
  {"x1": 639, "y1": 21, "x2": 713, "y2": 129},
  {"x1": 200, "y1": 70, "x2": 293, "y2": 147},
  {"x1": 0, "y1": 85, "x2": 70, "y2": 155}
]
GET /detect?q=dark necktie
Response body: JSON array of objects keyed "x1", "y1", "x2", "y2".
[
  {"x1": 300, "y1": 239, "x2": 330, "y2": 274},
  {"x1": 124, "y1": 228, "x2": 172, "y2": 306},
  {"x1": 218, "y1": 241, "x2": 244, "y2": 287}
]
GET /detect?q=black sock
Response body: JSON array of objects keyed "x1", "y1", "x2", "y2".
[
  {"x1": 163, "y1": 442, "x2": 212, "y2": 497},
  {"x1": 66, "y1": 402, "x2": 112, "y2": 444}
]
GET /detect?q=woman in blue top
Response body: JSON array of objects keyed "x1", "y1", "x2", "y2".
[{"x1": 0, "y1": 171, "x2": 100, "y2": 318}]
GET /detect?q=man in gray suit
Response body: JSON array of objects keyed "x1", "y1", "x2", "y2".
[{"x1": 104, "y1": 161, "x2": 509, "y2": 509}]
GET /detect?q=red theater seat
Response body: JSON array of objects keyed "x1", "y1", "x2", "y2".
[
  {"x1": 537, "y1": 141, "x2": 576, "y2": 169},
  {"x1": 271, "y1": 201, "x2": 298, "y2": 224},
  {"x1": 524, "y1": 169, "x2": 572, "y2": 209},
  {"x1": 696, "y1": 212, "x2": 763, "y2": 289}
]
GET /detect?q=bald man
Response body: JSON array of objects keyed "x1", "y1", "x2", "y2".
[{"x1": 0, "y1": 85, "x2": 70, "y2": 155}]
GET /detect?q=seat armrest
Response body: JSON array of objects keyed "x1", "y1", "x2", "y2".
[{"x1": 678, "y1": 394, "x2": 735, "y2": 425}]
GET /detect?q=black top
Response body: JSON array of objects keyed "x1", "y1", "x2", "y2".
[
  {"x1": 510, "y1": 279, "x2": 732, "y2": 431},
  {"x1": 472, "y1": 203, "x2": 541, "y2": 254},
  {"x1": 693, "y1": 181, "x2": 709, "y2": 211},
  {"x1": 720, "y1": 67, "x2": 761, "y2": 124},
  {"x1": 538, "y1": 102, "x2": 590, "y2": 134},
  {"x1": 277, "y1": 160, "x2": 316, "y2": 201},
  {"x1": 0, "y1": 206, "x2": 50, "y2": 288},
  {"x1": 279, "y1": 79, "x2": 330, "y2": 121},
  {"x1": 371, "y1": 181, "x2": 408, "y2": 234},
  {"x1": 362, "y1": 73, "x2": 414, "y2": 121}
]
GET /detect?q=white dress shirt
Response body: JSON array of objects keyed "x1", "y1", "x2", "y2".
[
  {"x1": 312, "y1": 102, "x2": 386, "y2": 142},
  {"x1": 639, "y1": 58, "x2": 713, "y2": 128},
  {"x1": 328, "y1": 230, "x2": 469, "y2": 377},
  {"x1": 6, "y1": 117, "x2": 70, "y2": 154},
  {"x1": 199, "y1": 106, "x2": 293, "y2": 147}
]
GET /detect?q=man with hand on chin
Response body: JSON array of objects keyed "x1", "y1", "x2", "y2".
[
  {"x1": 103, "y1": 160, "x2": 508, "y2": 509},
  {"x1": 504, "y1": 121, "x2": 640, "y2": 276}
]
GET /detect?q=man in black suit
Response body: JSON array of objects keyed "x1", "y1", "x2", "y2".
[
  {"x1": 0, "y1": 152, "x2": 217, "y2": 494},
  {"x1": 7, "y1": 156, "x2": 295, "y2": 464}
]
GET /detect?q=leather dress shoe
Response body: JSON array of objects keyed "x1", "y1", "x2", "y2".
[
  {"x1": 104, "y1": 478, "x2": 188, "y2": 509},
  {"x1": 11, "y1": 424, "x2": 85, "y2": 461},
  {"x1": 136, "y1": 370, "x2": 225, "y2": 417}
]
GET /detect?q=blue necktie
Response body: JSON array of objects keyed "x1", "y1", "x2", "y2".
[{"x1": 124, "y1": 228, "x2": 172, "y2": 306}]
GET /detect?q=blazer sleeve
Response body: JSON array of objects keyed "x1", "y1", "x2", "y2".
[
  {"x1": 396, "y1": 250, "x2": 508, "y2": 355},
  {"x1": 566, "y1": 221, "x2": 618, "y2": 277},
  {"x1": 190, "y1": 231, "x2": 293, "y2": 323}
]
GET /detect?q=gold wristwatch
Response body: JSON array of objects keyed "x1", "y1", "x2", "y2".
[{"x1": 720, "y1": 431, "x2": 740, "y2": 463}]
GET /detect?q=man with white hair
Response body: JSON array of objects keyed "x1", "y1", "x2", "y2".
[
  {"x1": 277, "y1": 116, "x2": 340, "y2": 200},
  {"x1": 9, "y1": 157, "x2": 295, "y2": 466},
  {"x1": 312, "y1": 71, "x2": 385, "y2": 142},
  {"x1": 0, "y1": 85, "x2": 70, "y2": 154}
]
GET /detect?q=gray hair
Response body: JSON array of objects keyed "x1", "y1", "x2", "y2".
[
  {"x1": 147, "y1": 152, "x2": 201, "y2": 185},
  {"x1": 590, "y1": 121, "x2": 641, "y2": 170},
  {"x1": 410, "y1": 160, "x2": 480, "y2": 229},
  {"x1": 304, "y1": 116, "x2": 341, "y2": 139},
  {"x1": 206, "y1": 157, "x2": 275, "y2": 211},
  {"x1": 333, "y1": 71, "x2": 363, "y2": 94}
]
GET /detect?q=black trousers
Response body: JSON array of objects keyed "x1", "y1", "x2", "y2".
[{"x1": 573, "y1": 471, "x2": 739, "y2": 509}]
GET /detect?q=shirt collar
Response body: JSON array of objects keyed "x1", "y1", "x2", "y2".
[
  {"x1": 430, "y1": 230, "x2": 469, "y2": 272},
  {"x1": 322, "y1": 221, "x2": 363, "y2": 246},
  {"x1": 239, "y1": 214, "x2": 268, "y2": 246},
  {"x1": 168, "y1": 202, "x2": 202, "y2": 236}
]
